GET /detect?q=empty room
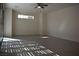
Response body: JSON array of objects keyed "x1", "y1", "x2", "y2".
[{"x1": 0, "y1": 3, "x2": 79, "y2": 56}]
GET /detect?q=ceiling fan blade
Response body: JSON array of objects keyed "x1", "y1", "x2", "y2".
[
  {"x1": 37, "y1": 3, "x2": 48, "y2": 6},
  {"x1": 43, "y1": 5, "x2": 48, "y2": 6},
  {"x1": 41, "y1": 6, "x2": 44, "y2": 8}
]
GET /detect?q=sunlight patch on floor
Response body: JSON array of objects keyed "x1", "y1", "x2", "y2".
[
  {"x1": 41, "y1": 36, "x2": 49, "y2": 39},
  {"x1": 3, "y1": 37, "x2": 20, "y2": 41},
  {"x1": 0, "y1": 37, "x2": 59, "y2": 56}
]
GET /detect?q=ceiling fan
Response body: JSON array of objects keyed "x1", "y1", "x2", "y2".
[{"x1": 35, "y1": 3, "x2": 48, "y2": 9}]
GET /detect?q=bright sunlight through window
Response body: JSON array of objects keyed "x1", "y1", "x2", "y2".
[{"x1": 17, "y1": 14, "x2": 34, "y2": 19}]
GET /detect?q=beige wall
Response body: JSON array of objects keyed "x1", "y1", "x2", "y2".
[
  {"x1": 4, "y1": 8, "x2": 12, "y2": 37},
  {"x1": 12, "y1": 12, "x2": 40, "y2": 35},
  {"x1": 12, "y1": 11, "x2": 47, "y2": 36},
  {"x1": 4, "y1": 9, "x2": 47, "y2": 36},
  {"x1": 47, "y1": 5, "x2": 79, "y2": 42},
  {"x1": 38, "y1": 12, "x2": 47, "y2": 35},
  {"x1": 39, "y1": 12, "x2": 43, "y2": 35},
  {"x1": 43, "y1": 13, "x2": 47, "y2": 35},
  {"x1": 12, "y1": 10, "x2": 17, "y2": 36},
  {"x1": 0, "y1": 9, "x2": 3, "y2": 36}
]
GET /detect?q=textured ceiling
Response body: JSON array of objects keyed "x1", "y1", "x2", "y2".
[{"x1": 5, "y1": 3, "x2": 79, "y2": 14}]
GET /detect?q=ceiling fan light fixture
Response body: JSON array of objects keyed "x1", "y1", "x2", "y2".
[{"x1": 37, "y1": 6, "x2": 41, "y2": 8}]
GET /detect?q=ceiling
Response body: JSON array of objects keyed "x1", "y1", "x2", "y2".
[{"x1": 5, "y1": 3, "x2": 79, "y2": 14}]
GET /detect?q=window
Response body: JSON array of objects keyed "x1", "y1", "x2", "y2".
[{"x1": 17, "y1": 14, "x2": 34, "y2": 19}]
